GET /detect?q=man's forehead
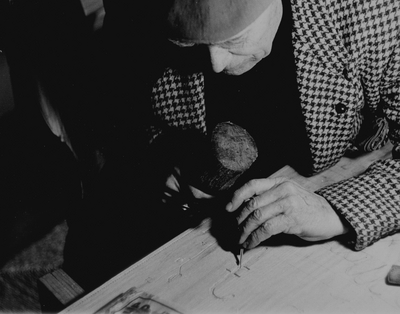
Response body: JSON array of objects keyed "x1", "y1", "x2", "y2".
[{"x1": 166, "y1": 0, "x2": 275, "y2": 44}]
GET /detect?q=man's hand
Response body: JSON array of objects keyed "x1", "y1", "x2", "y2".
[
  {"x1": 225, "y1": 177, "x2": 349, "y2": 249},
  {"x1": 163, "y1": 166, "x2": 214, "y2": 205}
]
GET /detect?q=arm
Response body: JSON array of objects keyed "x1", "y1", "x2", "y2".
[
  {"x1": 316, "y1": 41, "x2": 400, "y2": 250},
  {"x1": 227, "y1": 29, "x2": 400, "y2": 251},
  {"x1": 316, "y1": 159, "x2": 400, "y2": 250}
]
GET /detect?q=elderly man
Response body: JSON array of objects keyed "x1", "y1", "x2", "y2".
[
  {"x1": 64, "y1": 0, "x2": 400, "y2": 290},
  {"x1": 157, "y1": 0, "x2": 400, "y2": 250}
]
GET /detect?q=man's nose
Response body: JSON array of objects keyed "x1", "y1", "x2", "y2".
[{"x1": 208, "y1": 46, "x2": 231, "y2": 73}]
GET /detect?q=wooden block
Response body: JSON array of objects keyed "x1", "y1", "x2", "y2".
[
  {"x1": 387, "y1": 265, "x2": 400, "y2": 285},
  {"x1": 38, "y1": 269, "x2": 85, "y2": 312}
]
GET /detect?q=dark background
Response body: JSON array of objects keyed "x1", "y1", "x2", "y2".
[{"x1": 0, "y1": 0, "x2": 107, "y2": 268}]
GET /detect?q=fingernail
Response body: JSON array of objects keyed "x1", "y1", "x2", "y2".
[
  {"x1": 242, "y1": 241, "x2": 249, "y2": 249},
  {"x1": 226, "y1": 202, "x2": 233, "y2": 212}
]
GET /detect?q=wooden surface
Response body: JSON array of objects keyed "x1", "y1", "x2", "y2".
[
  {"x1": 61, "y1": 142, "x2": 400, "y2": 314},
  {"x1": 39, "y1": 269, "x2": 84, "y2": 306},
  {"x1": 38, "y1": 269, "x2": 85, "y2": 312}
]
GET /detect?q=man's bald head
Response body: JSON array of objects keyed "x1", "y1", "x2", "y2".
[{"x1": 166, "y1": 0, "x2": 275, "y2": 43}]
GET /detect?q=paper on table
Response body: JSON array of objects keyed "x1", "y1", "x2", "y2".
[{"x1": 95, "y1": 287, "x2": 185, "y2": 314}]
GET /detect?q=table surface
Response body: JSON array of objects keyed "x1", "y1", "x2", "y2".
[{"x1": 61, "y1": 143, "x2": 400, "y2": 314}]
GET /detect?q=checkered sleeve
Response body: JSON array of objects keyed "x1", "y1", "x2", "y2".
[
  {"x1": 316, "y1": 159, "x2": 400, "y2": 250},
  {"x1": 314, "y1": 0, "x2": 400, "y2": 251},
  {"x1": 382, "y1": 33, "x2": 400, "y2": 159}
]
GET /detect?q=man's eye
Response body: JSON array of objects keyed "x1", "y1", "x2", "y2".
[{"x1": 228, "y1": 50, "x2": 249, "y2": 56}]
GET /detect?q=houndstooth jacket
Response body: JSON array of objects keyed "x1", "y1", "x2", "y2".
[
  {"x1": 292, "y1": 0, "x2": 400, "y2": 250},
  {"x1": 150, "y1": 0, "x2": 400, "y2": 250}
]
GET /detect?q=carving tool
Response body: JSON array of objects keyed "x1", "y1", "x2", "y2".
[{"x1": 239, "y1": 248, "x2": 244, "y2": 268}]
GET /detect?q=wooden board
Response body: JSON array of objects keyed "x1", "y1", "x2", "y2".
[{"x1": 61, "y1": 142, "x2": 400, "y2": 314}]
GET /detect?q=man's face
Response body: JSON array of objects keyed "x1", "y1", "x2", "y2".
[{"x1": 169, "y1": 0, "x2": 283, "y2": 75}]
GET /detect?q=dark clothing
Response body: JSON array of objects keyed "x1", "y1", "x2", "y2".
[{"x1": 0, "y1": 111, "x2": 81, "y2": 267}]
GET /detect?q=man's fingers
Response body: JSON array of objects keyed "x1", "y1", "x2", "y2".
[
  {"x1": 242, "y1": 215, "x2": 289, "y2": 249},
  {"x1": 226, "y1": 177, "x2": 286, "y2": 212},
  {"x1": 165, "y1": 167, "x2": 182, "y2": 193},
  {"x1": 188, "y1": 185, "x2": 214, "y2": 200},
  {"x1": 235, "y1": 197, "x2": 259, "y2": 225},
  {"x1": 236, "y1": 190, "x2": 280, "y2": 225},
  {"x1": 165, "y1": 174, "x2": 180, "y2": 193},
  {"x1": 239, "y1": 201, "x2": 285, "y2": 244}
]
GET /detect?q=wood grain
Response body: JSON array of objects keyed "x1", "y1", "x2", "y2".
[{"x1": 62, "y1": 142, "x2": 400, "y2": 314}]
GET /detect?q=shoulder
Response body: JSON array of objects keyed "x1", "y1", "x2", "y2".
[{"x1": 291, "y1": 0, "x2": 400, "y2": 33}]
